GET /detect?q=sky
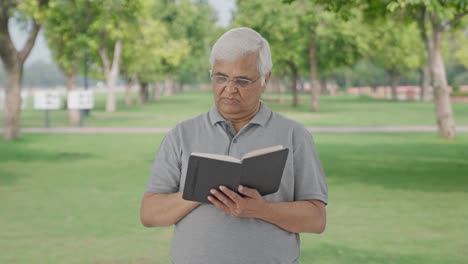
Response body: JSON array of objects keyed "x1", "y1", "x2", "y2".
[{"x1": 9, "y1": 0, "x2": 235, "y2": 66}]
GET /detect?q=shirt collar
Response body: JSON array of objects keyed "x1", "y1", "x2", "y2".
[{"x1": 209, "y1": 100, "x2": 272, "y2": 127}]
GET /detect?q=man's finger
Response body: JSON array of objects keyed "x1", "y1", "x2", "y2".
[
  {"x1": 238, "y1": 185, "x2": 261, "y2": 199},
  {"x1": 210, "y1": 188, "x2": 235, "y2": 208},
  {"x1": 220, "y1": 185, "x2": 243, "y2": 204},
  {"x1": 208, "y1": 195, "x2": 229, "y2": 212}
]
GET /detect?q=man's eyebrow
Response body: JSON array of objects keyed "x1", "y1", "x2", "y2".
[
  {"x1": 213, "y1": 72, "x2": 228, "y2": 77},
  {"x1": 235, "y1": 75, "x2": 251, "y2": 80},
  {"x1": 213, "y1": 72, "x2": 252, "y2": 80}
]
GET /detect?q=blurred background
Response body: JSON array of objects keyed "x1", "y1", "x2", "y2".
[{"x1": 1, "y1": 0, "x2": 467, "y2": 263}]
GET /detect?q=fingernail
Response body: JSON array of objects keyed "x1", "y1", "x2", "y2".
[
  {"x1": 210, "y1": 189, "x2": 216, "y2": 194},
  {"x1": 219, "y1": 186, "x2": 225, "y2": 190},
  {"x1": 238, "y1": 185, "x2": 243, "y2": 191}
]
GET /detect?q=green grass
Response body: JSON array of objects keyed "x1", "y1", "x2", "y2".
[
  {"x1": 6, "y1": 90, "x2": 468, "y2": 128},
  {"x1": 1, "y1": 133, "x2": 467, "y2": 263}
]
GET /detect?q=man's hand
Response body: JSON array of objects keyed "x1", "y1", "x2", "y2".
[{"x1": 208, "y1": 185, "x2": 269, "y2": 218}]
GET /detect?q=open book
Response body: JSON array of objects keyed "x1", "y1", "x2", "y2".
[{"x1": 182, "y1": 145, "x2": 289, "y2": 203}]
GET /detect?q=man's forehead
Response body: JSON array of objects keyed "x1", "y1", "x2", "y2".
[{"x1": 213, "y1": 55, "x2": 259, "y2": 76}]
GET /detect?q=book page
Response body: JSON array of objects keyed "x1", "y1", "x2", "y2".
[
  {"x1": 241, "y1": 145, "x2": 285, "y2": 160},
  {"x1": 191, "y1": 152, "x2": 241, "y2": 163}
]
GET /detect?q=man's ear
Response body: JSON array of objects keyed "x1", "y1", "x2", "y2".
[
  {"x1": 262, "y1": 72, "x2": 272, "y2": 92},
  {"x1": 264, "y1": 72, "x2": 272, "y2": 86}
]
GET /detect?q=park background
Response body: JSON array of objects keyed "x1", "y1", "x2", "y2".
[{"x1": 1, "y1": 0, "x2": 468, "y2": 263}]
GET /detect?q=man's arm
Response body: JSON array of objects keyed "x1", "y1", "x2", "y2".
[
  {"x1": 140, "y1": 192, "x2": 200, "y2": 227},
  {"x1": 208, "y1": 185, "x2": 326, "y2": 233}
]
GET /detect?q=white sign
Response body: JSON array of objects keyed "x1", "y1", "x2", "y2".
[
  {"x1": 68, "y1": 90, "x2": 94, "y2": 110},
  {"x1": 34, "y1": 90, "x2": 62, "y2": 110},
  {"x1": 1, "y1": 90, "x2": 29, "y2": 110},
  {"x1": 21, "y1": 91, "x2": 28, "y2": 109}
]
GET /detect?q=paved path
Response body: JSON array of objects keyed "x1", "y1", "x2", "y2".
[{"x1": 8, "y1": 126, "x2": 468, "y2": 134}]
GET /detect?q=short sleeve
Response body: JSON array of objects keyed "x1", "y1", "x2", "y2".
[
  {"x1": 292, "y1": 127, "x2": 328, "y2": 205},
  {"x1": 146, "y1": 130, "x2": 181, "y2": 193}
]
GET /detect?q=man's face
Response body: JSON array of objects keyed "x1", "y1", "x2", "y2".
[{"x1": 212, "y1": 53, "x2": 267, "y2": 119}]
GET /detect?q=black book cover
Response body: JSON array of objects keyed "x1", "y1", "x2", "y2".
[{"x1": 182, "y1": 147, "x2": 289, "y2": 203}]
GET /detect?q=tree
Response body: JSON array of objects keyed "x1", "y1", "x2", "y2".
[
  {"x1": 44, "y1": 0, "x2": 87, "y2": 125},
  {"x1": 234, "y1": 0, "x2": 308, "y2": 107},
  {"x1": 236, "y1": 0, "x2": 367, "y2": 109},
  {"x1": 168, "y1": 0, "x2": 219, "y2": 86},
  {"x1": 387, "y1": 0, "x2": 468, "y2": 138},
  {"x1": 299, "y1": 3, "x2": 367, "y2": 110},
  {"x1": 0, "y1": 0, "x2": 49, "y2": 140},
  {"x1": 367, "y1": 19, "x2": 422, "y2": 100},
  {"x1": 86, "y1": 0, "x2": 141, "y2": 112},
  {"x1": 120, "y1": 0, "x2": 190, "y2": 105},
  {"x1": 148, "y1": 0, "x2": 218, "y2": 95}
]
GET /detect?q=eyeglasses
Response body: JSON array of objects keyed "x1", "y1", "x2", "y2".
[{"x1": 210, "y1": 74, "x2": 261, "y2": 89}]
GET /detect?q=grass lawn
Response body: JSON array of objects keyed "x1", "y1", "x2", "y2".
[
  {"x1": 6, "y1": 89, "x2": 468, "y2": 128},
  {"x1": 1, "y1": 133, "x2": 467, "y2": 263}
]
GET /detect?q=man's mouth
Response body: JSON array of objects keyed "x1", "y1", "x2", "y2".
[{"x1": 221, "y1": 98, "x2": 239, "y2": 104}]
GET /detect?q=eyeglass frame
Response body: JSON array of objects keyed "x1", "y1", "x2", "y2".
[{"x1": 210, "y1": 71, "x2": 262, "y2": 89}]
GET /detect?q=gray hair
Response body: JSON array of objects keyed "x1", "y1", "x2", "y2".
[{"x1": 209, "y1": 27, "x2": 272, "y2": 86}]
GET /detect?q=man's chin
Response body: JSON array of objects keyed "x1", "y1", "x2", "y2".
[{"x1": 218, "y1": 103, "x2": 242, "y2": 115}]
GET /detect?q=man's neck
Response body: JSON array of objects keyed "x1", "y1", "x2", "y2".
[{"x1": 224, "y1": 103, "x2": 261, "y2": 133}]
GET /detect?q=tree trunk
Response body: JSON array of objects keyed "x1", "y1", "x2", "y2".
[
  {"x1": 389, "y1": 71, "x2": 400, "y2": 101},
  {"x1": 419, "y1": 64, "x2": 431, "y2": 101},
  {"x1": 99, "y1": 39, "x2": 122, "y2": 113},
  {"x1": 0, "y1": 14, "x2": 40, "y2": 140},
  {"x1": 139, "y1": 82, "x2": 149, "y2": 104},
  {"x1": 164, "y1": 78, "x2": 174, "y2": 96},
  {"x1": 430, "y1": 27, "x2": 456, "y2": 139},
  {"x1": 124, "y1": 73, "x2": 135, "y2": 108},
  {"x1": 288, "y1": 63, "x2": 298, "y2": 107},
  {"x1": 309, "y1": 41, "x2": 320, "y2": 112},
  {"x1": 1, "y1": 14, "x2": 40, "y2": 140},
  {"x1": 344, "y1": 69, "x2": 351, "y2": 91},
  {"x1": 279, "y1": 78, "x2": 286, "y2": 104},
  {"x1": 64, "y1": 72, "x2": 80, "y2": 126},
  {"x1": 3, "y1": 65, "x2": 22, "y2": 140},
  {"x1": 125, "y1": 81, "x2": 133, "y2": 108},
  {"x1": 417, "y1": 7, "x2": 433, "y2": 103},
  {"x1": 174, "y1": 81, "x2": 181, "y2": 94},
  {"x1": 152, "y1": 82, "x2": 160, "y2": 102},
  {"x1": 264, "y1": 78, "x2": 272, "y2": 101},
  {"x1": 320, "y1": 79, "x2": 327, "y2": 95}
]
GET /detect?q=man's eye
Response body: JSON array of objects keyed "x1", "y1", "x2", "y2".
[
  {"x1": 215, "y1": 76, "x2": 228, "y2": 83},
  {"x1": 235, "y1": 79, "x2": 250, "y2": 87}
]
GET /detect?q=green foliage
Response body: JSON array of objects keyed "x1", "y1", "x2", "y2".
[
  {"x1": 153, "y1": 0, "x2": 219, "y2": 84},
  {"x1": 118, "y1": 0, "x2": 218, "y2": 84},
  {"x1": 120, "y1": 0, "x2": 190, "y2": 83},
  {"x1": 367, "y1": 19, "x2": 423, "y2": 77},
  {"x1": 387, "y1": 0, "x2": 468, "y2": 25},
  {"x1": 44, "y1": 0, "x2": 87, "y2": 75},
  {"x1": 85, "y1": 0, "x2": 142, "y2": 71},
  {"x1": 234, "y1": 0, "x2": 367, "y2": 80},
  {"x1": 234, "y1": 0, "x2": 306, "y2": 77},
  {"x1": 450, "y1": 23, "x2": 468, "y2": 68},
  {"x1": 17, "y1": 0, "x2": 50, "y2": 23},
  {"x1": 348, "y1": 59, "x2": 388, "y2": 87}
]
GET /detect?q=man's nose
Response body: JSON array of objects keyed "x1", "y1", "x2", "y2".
[{"x1": 224, "y1": 80, "x2": 238, "y2": 93}]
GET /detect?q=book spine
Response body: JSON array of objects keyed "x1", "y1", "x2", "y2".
[{"x1": 183, "y1": 158, "x2": 199, "y2": 199}]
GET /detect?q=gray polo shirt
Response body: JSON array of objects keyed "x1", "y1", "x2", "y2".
[{"x1": 146, "y1": 101, "x2": 328, "y2": 264}]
